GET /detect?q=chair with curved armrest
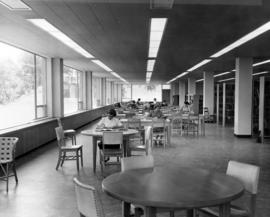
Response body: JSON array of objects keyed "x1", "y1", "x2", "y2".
[
  {"x1": 57, "y1": 117, "x2": 76, "y2": 145},
  {"x1": 152, "y1": 118, "x2": 167, "y2": 148},
  {"x1": 73, "y1": 177, "x2": 105, "y2": 217},
  {"x1": 55, "y1": 127, "x2": 83, "y2": 171},
  {"x1": 129, "y1": 126, "x2": 153, "y2": 156},
  {"x1": 198, "y1": 160, "x2": 260, "y2": 217},
  {"x1": 0, "y1": 137, "x2": 19, "y2": 192}
]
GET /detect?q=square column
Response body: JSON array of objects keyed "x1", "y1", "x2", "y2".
[
  {"x1": 234, "y1": 57, "x2": 253, "y2": 136},
  {"x1": 101, "y1": 78, "x2": 106, "y2": 106},
  {"x1": 179, "y1": 80, "x2": 186, "y2": 106},
  {"x1": 85, "y1": 71, "x2": 92, "y2": 110},
  {"x1": 188, "y1": 77, "x2": 196, "y2": 97},
  {"x1": 51, "y1": 58, "x2": 64, "y2": 117},
  {"x1": 203, "y1": 72, "x2": 214, "y2": 115}
]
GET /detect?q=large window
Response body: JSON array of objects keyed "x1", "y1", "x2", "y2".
[
  {"x1": 106, "y1": 81, "x2": 112, "y2": 105},
  {"x1": 132, "y1": 84, "x2": 162, "y2": 101},
  {"x1": 122, "y1": 84, "x2": 132, "y2": 102},
  {"x1": 0, "y1": 42, "x2": 47, "y2": 130},
  {"x1": 63, "y1": 66, "x2": 83, "y2": 114},
  {"x1": 92, "y1": 77, "x2": 102, "y2": 108}
]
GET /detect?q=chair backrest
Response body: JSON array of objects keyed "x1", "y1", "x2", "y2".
[
  {"x1": 0, "y1": 137, "x2": 18, "y2": 163},
  {"x1": 226, "y1": 161, "x2": 260, "y2": 195},
  {"x1": 144, "y1": 126, "x2": 153, "y2": 154},
  {"x1": 121, "y1": 155, "x2": 154, "y2": 172},
  {"x1": 102, "y1": 131, "x2": 123, "y2": 146},
  {"x1": 127, "y1": 118, "x2": 141, "y2": 129},
  {"x1": 57, "y1": 118, "x2": 63, "y2": 127},
  {"x1": 73, "y1": 177, "x2": 104, "y2": 217},
  {"x1": 55, "y1": 126, "x2": 65, "y2": 147}
]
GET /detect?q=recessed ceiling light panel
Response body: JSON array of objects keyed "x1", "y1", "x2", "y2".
[{"x1": 0, "y1": 0, "x2": 31, "y2": 10}]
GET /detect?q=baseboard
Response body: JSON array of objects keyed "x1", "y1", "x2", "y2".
[{"x1": 234, "y1": 134, "x2": 252, "y2": 138}]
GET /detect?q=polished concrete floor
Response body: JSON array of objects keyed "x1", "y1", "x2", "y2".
[{"x1": 0, "y1": 122, "x2": 269, "y2": 217}]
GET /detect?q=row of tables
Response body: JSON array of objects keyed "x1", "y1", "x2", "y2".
[{"x1": 81, "y1": 112, "x2": 244, "y2": 217}]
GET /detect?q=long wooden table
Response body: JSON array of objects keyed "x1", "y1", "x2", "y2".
[
  {"x1": 81, "y1": 129, "x2": 138, "y2": 173},
  {"x1": 102, "y1": 167, "x2": 244, "y2": 217}
]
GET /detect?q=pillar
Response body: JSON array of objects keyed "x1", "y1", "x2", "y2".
[
  {"x1": 234, "y1": 57, "x2": 253, "y2": 136},
  {"x1": 222, "y1": 83, "x2": 226, "y2": 127},
  {"x1": 179, "y1": 80, "x2": 186, "y2": 106},
  {"x1": 188, "y1": 77, "x2": 196, "y2": 97},
  {"x1": 259, "y1": 76, "x2": 265, "y2": 143},
  {"x1": 51, "y1": 58, "x2": 64, "y2": 117},
  {"x1": 85, "y1": 71, "x2": 92, "y2": 109},
  {"x1": 101, "y1": 78, "x2": 106, "y2": 106},
  {"x1": 216, "y1": 83, "x2": 220, "y2": 124},
  {"x1": 203, "y1": 72, "x2": 214, "y2": 115}
]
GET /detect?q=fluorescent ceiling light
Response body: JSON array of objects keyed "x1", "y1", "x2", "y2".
[
  {"x1": 0, "y1": 0, "x2": 31, "y2": 10},
  {"x1": 92, "y1": 60, "x2": 112, "y2": 71},
  {"x1": 147, "y1": 60, "x2": 156, "y2": 71},
  {"x1": 28, "y1": 19, "x2": 94, "y2": 58},
  {"x1": 253, "y1": 59, "x2": 270, "y2": 67},
  {"x1": 214, "y1": 71, "x2": 232, "y2": 77},
  {"x1": 187, "y1": 59, "x2": 212, "y2": 72},
  {"x1": 110, "y1": 72, "x2": 120, "y2": 78},
  {"x1": 218, "y1": 78, "x2": 235, "y2": 82},
  {"x1": 146, "y1": 72, "x2": 152, "y2": 78},
  {"x1": 196, "y1": 79, "x2": 204, "y2": 82},
  {"x1": 211, "y1": 21, "x2": 270, "y2": 58},
  {"x1": 148, "y1": 18, "x2": 167, "y2": 58},
  {"x1": 252, "y1": 71, "x2": 269, "y2": 76}
]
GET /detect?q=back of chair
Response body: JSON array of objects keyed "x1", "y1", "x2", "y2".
[
  {"x1": 57, "y1": 118, "x2": 63, "y2": 127},
  {"x1": 0, "y1": 137, "x2": 18, "y2": 163},
  {"x1": 121, "y1": 155, "x2": 154, "y2": 172},
  {"x1": 227, "y1": 161, "x2": 260, "y2": 195},
  {"x1": 145, "y1": 126, "x2": 153, "y2": 154},
  {"x1": 73, "y1": 177, "x2": 104, "y2": 217},
  {"x1": 55, "y1": 127, "x2": 65, "y2": 147},
  {"x1": 102, "y1": 131, "x2": 123, "y2": 146},
  {"x1": 127, "y1": 118, "x2": 141, "y2": 129}
]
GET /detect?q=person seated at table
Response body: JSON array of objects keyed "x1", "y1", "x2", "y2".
[
  {"x1": 161, "y1": 99, "x2": 168, "y2": 107},
  {"x1": 153, "y1": 98, "x2": 157, "y2": 105},
  {"x1": 127, "y1": 100, "x2": 137, "y2": 109},
  {"x1": 96, "y1": 108, "x2": 123, "y2": 161},
  {"x1": 136, "y1": 98, "x2": 142, "y2": 106},
  {"x1": 150, "y1": 106, "x2": 163, "y2": 119},
  {"x1": 96, "y1": 108, "x2": 123, "y2": 129},
  {"x1": 180, "y1": 101, "x2": 190, "y2": 114}
]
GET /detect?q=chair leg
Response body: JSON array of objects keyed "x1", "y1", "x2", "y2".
[
  {"x1": 76, "y1": 150, "x2": 80, "y2": 171},
  {"x1": 74, "y1": 135, "x2": 77, "y2": 145},
  {"x1": 80, "y1": 148, "x2": 83, "y2": 167},
  {"x1": 170, "y1": 211, "x2": 175, "y2": 217},
  {"x1": 61, "y1": 153, "x2": 66, "y2": 166},
  {"x1": 6, "y1": 163, "x2": 9, "y2": 192},
  {"x1": 56, "y1": 151, "x2": 62, "y2": 170},
  {"x1": 13, "y1": 162, "x2": 18, "y2": 183}
]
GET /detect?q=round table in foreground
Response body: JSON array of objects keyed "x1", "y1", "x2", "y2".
[{"x1": 102, "y1": 167, "x2": 244, "y2": 217}]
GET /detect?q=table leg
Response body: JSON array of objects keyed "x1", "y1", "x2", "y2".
[
  {"x1": 92, "y1": 136, "x2": 97, "y2": 173},
  {"x1": 122, "y1": 201, "x2": 131, "y2": 217},
  {"x1": 123, "y1": 137, "x2": 130, "y2": 157},
  {"x1": 186, "y1": 209, "x2": 194, "y2": 217},
  {"x1": 219, "y1": 203, "x2": 230, "y2": 217},
  {"x1": 145, "y1": 207, "x2": 157, "y2": 217},
  {"x1": 167, "y1": 125, "x2": 171, "y2": 145}
]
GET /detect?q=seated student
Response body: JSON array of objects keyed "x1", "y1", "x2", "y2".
[
  {"x1": 136, "y1": 98, "x2": 142, "y2": 105},
  {"x1": 153, "y1": 98, "x2": 157, "y2": 105},
  {"x1": 150, "y1": 106, "x2": 163, "y2": 119},
  {"x1": 96, "y1": 108, "x2": 123, "y2": 161},
  {"x1": 161, "y1": 100, "x2": 168, "y2": 107},
  {"x1": 180, "y1": 101, "x2": 190, "y2": 114},
  {"x1": 96, "y1": 108, "x2": 123, "y2": 129}
]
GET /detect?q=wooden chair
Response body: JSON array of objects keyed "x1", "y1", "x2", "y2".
[
  {"x1": 129, "y1": 126, "x2": 153, "y2": 156},
  {"x1": 121, "y1": 155, "x2": 175, "y2": 217},
  {"x1": 57, "y1": 118, "x2": 76, "y2": 145},
  {"x1": 0, "y1": 137, "x2": 19, "y2": 192},
  {"x1": 171, "y1": 116, "x2": 182, "y2": 134},
  {"x1": 152, "y1": 118, "x2": 167, "y2": 148},
  {"x1": 197, "y1": 160, "x2": 260, "y2": 217},
  {"x1": 127, "y1": 117, "x2": 144, "y2": 146},
  {"x1": 55, "y1": 127, "x2": 83, "y2": 171},
  {"x1": 73, "y1": 177, "x2": 105, "y2": 217},
  {"x1": 99, "y1": 131, "x2": 123, "y2": 177}
]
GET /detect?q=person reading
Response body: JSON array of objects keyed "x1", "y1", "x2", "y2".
[{"x1": 96, "y1": 108, "x2": 123, "y2": 162}]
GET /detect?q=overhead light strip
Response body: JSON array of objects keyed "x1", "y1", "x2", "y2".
[
  {"x1": 92, "y1": 60, "x2": 112, "y2": 71},
  {"x1": 196, "y1": 79, "x2": 204, "y2": 82},
  {"x1": 187, "y1": 59, "x2": 212, "y2": 72},
  {"x1": 148, "y1": 18, "x2": 167, "y2": 58},
  {"x1": 253, "y1": 59, "x2": 270, "y2": 67},
  {"x1": 0, "y1": 0, "x2": 31, "y2": 10},
  {"x1": 218, "y1": 78, "x2": 235, "y2": 82},
  {"x1": 253, "y1": 71, "x2": 269, "y2": 76},
  {"x1": 28, "y1": 19, "x2": 94, "y2": 58},
  {"x1": 211, "y1": 21, "x2": 270, "y2": 58},
  {"x1": 214, "y1": 71, "x2": 232, "y2": 77}
]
